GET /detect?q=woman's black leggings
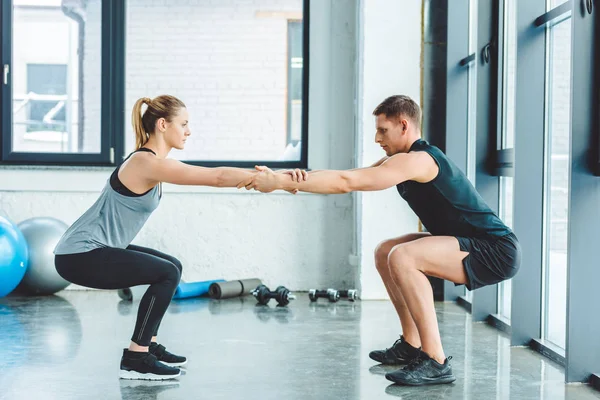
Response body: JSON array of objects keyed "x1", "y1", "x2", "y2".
[{"x1": 55, "y1": 245, "x2": 182, "y2": 346}]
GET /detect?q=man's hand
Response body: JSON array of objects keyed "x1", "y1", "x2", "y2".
[
  {"x1": 278, "y1": 168, "x2": 308, "y2": 183},
  {"x1": 237, "y1": 166, "x2": 307, "y2": 194}
]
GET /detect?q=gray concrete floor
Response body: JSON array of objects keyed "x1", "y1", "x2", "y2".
[{"x1": 1, "y1": 291, "x2": 599, "y2": 400}]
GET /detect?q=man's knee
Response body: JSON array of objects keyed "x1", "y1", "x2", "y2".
[
  {"x1": 374, "y1": 240, "x2": 396, "y2": 270},
  {"x1": 388, "y1": 244, "x2": 416, "y2": 278}
]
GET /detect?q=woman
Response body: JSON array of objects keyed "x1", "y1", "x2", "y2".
[{"x1": 54, "y1": 95, "x2": 303, "y2": 380}]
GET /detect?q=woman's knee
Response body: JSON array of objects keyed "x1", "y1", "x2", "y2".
[
  {"x1": 159, "y1": 261, "x2": 182, "y2": 285},
  {"x1": 167, "y1": 256, "x2": 183, "y2": 274}
]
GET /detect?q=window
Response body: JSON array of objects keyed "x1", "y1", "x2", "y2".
[
  {"x1": 20, "y1": 64, "x2": 68, "y2": 150},
  {"x1": 464, "y1": 0, "x2": 478, "y2": 302},
  {"x1": 124, "y1": 0, "x2": 308, "y2": 167},
  {"x1": 542, "y1": 5, "x2": 571, "y2": 350},
  {"x1": 498, "y1": 177, "x2": 514, "y2": 319},
  {"x1": 286, "y1": 20, "x2": 303, "y2": 149},
  {"x1": 3, "y1": 0, "x2": 107, "y2": 163},
  {"x1": 497, "y1": 0, "x2": 517, "y2": 321},
  {"x1": 2, "y1": 0, "x2": 309, "y2": 167}
]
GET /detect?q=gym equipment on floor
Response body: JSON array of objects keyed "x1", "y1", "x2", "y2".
[
  {"x1": 173, "y1": 279, "x2": 225, "y2": 299},
  {"x1": 251, "y1": 284, "x2": 295, "y2": 306},
  {"x1": 208, "y1": 278, "x2": 262, "y2": 299},
  {"x1": 118, "y1": 279, "x2": 225, "y2": 301},
  {"x1": 308, "y1": 289, "x2": 339, "y2": 302},
  {"x1": 308, "y1": 288, "x2": 359, "y2": 302},
  {"x1": 0, "y1": 216, "x2": 29, "y2": 298},
  {"x1": 17, "y1": 217, "x2": 68, "y2": 295}
]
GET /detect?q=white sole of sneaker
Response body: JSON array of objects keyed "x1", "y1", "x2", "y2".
[
  {"x1": 162, "y1": 360, "x2": 187, "y2": 367},
  {"x1": 119, "y1": 369, "x2": 181, "y2": 380}
]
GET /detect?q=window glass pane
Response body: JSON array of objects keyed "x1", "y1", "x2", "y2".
[
  {"x1": 287, "y1": 21, "x2": 303, "y2": 145},
  {"x1": 549, "y1": 0, "x2": 569, "y2": 11},
  {"x1": 501, "y1": 0, "x2": 516, "y2": 149},
  {"x1": 497, "y1": 0, "x2": 516, "y2": 320},
  {"x1": 464, "y1": 0, "x2": 477, "y2": 305},
  {"x1": 125, "y1": 0, "x2": 305, "y2": 162},
  {"x1": 498, "y1": 177, "x2": 514, "y2": 319},
  {"x1": 543, "y1": 17, "x2": 571, "y2": 349},
  {"x1": 12, "y1": 0, "x2": 102, "y2": 153},
  {"x1": 466, "y1": 0, "x2": 477, "y2": 185}
]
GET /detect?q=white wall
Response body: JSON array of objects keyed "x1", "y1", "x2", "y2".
[
  {"x1": 0, "y1": 0, "x2": 358, "y2": 292},
  {"x1": 355, "y1": 0, "x2": 422, "y2": 300}
]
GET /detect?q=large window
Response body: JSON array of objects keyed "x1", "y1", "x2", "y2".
[
  {"x1": 497, "y1": 0, "x2": 517, "y2": 321},
  {"x1": 1, "y1": 0, "x2": 309, "y2": 167},
  {"x1": 4, "y1": 0, "x2": 103, "y2": 161},
  {"x1": 542, "y1": 7, "x2": 571, "y2": 350},
  {"x1": 464, "y1": 0, "x2": 478, "y2": 303},
  {"x1": 124, "y1": 0, "x2": 308, "y2": 166}
]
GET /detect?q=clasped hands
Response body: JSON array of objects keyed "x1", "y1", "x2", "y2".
[{"x1": 237, "y1": 166, "x2": 308, "y2": 194}]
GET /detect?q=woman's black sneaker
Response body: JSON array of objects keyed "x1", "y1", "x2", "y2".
[
  {"x1": 149, "y1": 342, "x2": 187, "y2": 367},
  {"x1": 119, "y1": 349, "x2": 181, "y2": 380},
  {"x1": 385, "y1": 352, "x2": 456, "y2": 386},
  {"x1": 369, "y1": 335, "x2": 421, "y2": 365}
]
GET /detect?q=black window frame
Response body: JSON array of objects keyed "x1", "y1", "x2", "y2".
[
  {"x1": 1, "y1": 0, "x2": 118, "y2": 166},
  {"x1": 0, "y1": 0, "x2": 310, "y2": 169}
]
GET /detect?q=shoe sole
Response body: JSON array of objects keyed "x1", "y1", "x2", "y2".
[
  {"x1": 386, "y1": 374, "x2": 456, "y2": 386},
  {"x1": 119, "y1": 369, "x2": 181, "y2": 380},
  {"x1": 162, "y1": 360, "x2": 187, "y2": 367},
  {"x1": 369, "y1": 354, "x2": 410, "y2": 366}
]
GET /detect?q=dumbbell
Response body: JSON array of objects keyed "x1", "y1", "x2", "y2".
[
  {"x1": 308, "y1": 289, "x2": 340, "y2": 303},
  {"x1": 251, "y1": 285, "x2": 296, "y2": 306},
  {"x1": 338, "y1": 289, "x2": 358, "y2": 302}
]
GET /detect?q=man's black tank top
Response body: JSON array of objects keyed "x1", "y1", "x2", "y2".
[{"x1": 396, "y1": 139, "x2": 511, "y2": 239}]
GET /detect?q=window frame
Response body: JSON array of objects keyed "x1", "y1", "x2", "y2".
[
  {"x1": 1, "y1": 0, "x2": 116, "y2": 166},
  {"x1": 1, "y1": 0, "x2": 310, "y2": 169}
]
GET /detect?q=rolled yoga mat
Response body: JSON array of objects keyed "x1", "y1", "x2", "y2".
[
  {"x1": 208, "y1": 278, "x2": 263, "y2": 299},
  {"x1": 172, "y1": 279, "x2": 225, "y2": 300},
  {"x1": 118, "y1": 279, "x2": 225, "y2": 301}
]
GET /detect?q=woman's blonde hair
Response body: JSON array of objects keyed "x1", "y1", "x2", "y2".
[{"x1": 131, "y1": 95, "x2": 186, "y2": 149}]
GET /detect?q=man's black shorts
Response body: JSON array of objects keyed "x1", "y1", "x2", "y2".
[{"x1": 456, "y1": 232, "x2": 521, "y2": 290}]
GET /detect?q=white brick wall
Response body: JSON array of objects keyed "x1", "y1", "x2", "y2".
[{"x1": 82, "y1": 0, "x2": 303, "y2": 161}]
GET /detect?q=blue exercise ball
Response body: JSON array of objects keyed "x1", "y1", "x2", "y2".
[{"x1": 0, "y1": 216, "x2": 29, "y2": 297}]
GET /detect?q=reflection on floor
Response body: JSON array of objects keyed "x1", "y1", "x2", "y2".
[{"x1": 1, "y1": 291, "x2": 599, "y2": 400}]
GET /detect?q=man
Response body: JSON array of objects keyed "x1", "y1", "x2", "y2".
[{"x1": 238, "y1": 95, "x2": 521, "y2": 386}]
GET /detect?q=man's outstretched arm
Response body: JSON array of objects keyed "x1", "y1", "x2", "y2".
[{"x1": 239, "y1": 153, "x2": 433, "y2": 194}]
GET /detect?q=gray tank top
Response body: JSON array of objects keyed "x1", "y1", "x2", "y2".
[{"x1": 54, "y1": 148, "x2": 162, "y2": 255}]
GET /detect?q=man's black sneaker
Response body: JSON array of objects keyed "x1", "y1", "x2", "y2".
[
  {"x1": 119, "y1": 349, "x2": 181, "y2": 380},
  {"x1": 385, "y1": 352, "x2": 456, "y2": 386},
  {"x1": 369, "y1": 335, "x2": 421, "y2": 365},
  {"x1": 149, "y1": 342, "x2": 187, "y2": 367}
]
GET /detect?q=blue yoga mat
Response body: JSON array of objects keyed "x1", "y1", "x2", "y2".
[{"x1": 173, "y1": 279, "x2": 226, "y2": 299}]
